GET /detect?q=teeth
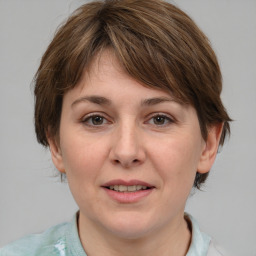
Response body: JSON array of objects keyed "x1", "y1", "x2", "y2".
[
  {"x1": 128, "y1": 185, "x2": 136, "y2": 192},
  {"x1": 119, "y1": 185, "x2": 127, "y2": 192},
  {"x1": 137, "y1": 185, "x2": 142, "y2": 190},
  {"x1": 108, "y1": 185, "x2": 149, "y2": 192}
]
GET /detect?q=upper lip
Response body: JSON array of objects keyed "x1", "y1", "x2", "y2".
[{"x1": 102, "y1": 179, "x2": 155, "y2": 188}]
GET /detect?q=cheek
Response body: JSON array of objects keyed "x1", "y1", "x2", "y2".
[
  {"x1": 60, "y1": 136, "x2": 109, "y2": 209},
  {"x1": 148, "y1": 133, "x2": 202, "y2": 185},
  {"x1": 144, "y1": 135, "x2": 201, "y2": 216},
  {"x1": 60, "y1": 134, "x2": 109, "y2": 181}
]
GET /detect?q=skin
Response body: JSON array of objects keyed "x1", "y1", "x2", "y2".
[{"x1": 48, "y1": 50, "x2": 223, "y2": 256}]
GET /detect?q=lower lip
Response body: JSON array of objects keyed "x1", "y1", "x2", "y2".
[{"x1": 102, "y1": 187, "x2": 154, "y2": 203}]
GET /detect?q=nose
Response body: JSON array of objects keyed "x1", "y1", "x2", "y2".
[{"x1": 109, "y1": 121, "x2": 146, "y2": 168}]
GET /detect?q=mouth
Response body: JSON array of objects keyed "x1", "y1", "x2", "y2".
[
  {"x1": 102, "y1": 180, "x2": 155, "y2": 203},
  {"x1": 105, "y1": 185, "x2": 151, "y2": 192},
  {"x1": 101, "y1": 179, "x2": 155, "y2": 203}
]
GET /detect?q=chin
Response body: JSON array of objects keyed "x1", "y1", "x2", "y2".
[
  {"x1": 108, "y1": 226, "x2": 152, "y2": 240},
  {"x1": 101, "y1": 213, "x2": 157, "y2": 239}
]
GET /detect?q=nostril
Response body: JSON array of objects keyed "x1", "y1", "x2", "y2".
[{"x1": 112, "y1": 158, "x2": 140, "y2": 167}]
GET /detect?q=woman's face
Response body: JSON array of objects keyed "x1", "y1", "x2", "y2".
[{"x1": 49, "y1": 50, "x2": 219, "y2": 239}]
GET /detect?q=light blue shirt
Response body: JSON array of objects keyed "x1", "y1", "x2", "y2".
[{"x1": 0, "y1": 213, "x2": 218, "y2": 256}]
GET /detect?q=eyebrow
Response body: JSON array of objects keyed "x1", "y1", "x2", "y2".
[
  {"x1": 71, "y1": 95, "x2": 175, "y2": 107},
  {"x1": 72, "y1": 96, "x2": 111, "y2": 107},
  {"x1": 141, "y1": 96, "x2": 176, "y2": 106}
]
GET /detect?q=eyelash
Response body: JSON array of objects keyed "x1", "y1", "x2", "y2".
[
  {"x1": 81, "y1": 113, "x2": 110, "y2": 127},
  {"x1": 81, "y1": 113, "x2": 174, "y2": 128},
  {"x1": 146, "y1": 113, "x2": 174, "y2": 127}
]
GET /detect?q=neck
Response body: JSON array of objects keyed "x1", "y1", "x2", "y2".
[{"x1": 78, "y1": 212, "x2": 191, "y2": 256}]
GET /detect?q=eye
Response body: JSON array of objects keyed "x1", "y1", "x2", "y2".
[
  {"x1": 147, "y1": 114, "x2": 174, "y2": 126},
  {"x1": 82, "y1": 114, "x2": 108, "y2": 126}
]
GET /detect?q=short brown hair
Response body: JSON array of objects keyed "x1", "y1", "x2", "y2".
[{"x1": 34, "y1": 0, "x2": 231, "y2": 188}]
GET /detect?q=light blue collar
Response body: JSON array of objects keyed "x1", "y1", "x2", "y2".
[
  {"x1": 65, "y1": 212, "x2": 211, "y2": 256},
  {"x1": 186, "y1": 214, "x2": 211, "y2": 256}
]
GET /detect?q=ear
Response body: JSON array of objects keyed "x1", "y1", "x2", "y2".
[
  {"x1": 47, "y1": 135, "x2": 65, "y2": 174},
  {"x1": 197, "y1": 123, "x2": 223, "y2": 174}
]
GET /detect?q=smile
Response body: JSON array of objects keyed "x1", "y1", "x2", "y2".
[
  {"x1": 108, "y1": 185, "x2": 149, "y2": 192},
  {"x1": 102, "y1": 179, "x2": 155, "y2": 203}
]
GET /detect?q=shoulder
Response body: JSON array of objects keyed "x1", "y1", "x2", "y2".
[
  {"x1": 207, "y1": 241, "x2": 228, "y2": 256},
  {"x1": 185, "y1": 214, "x2": 227, "y2": 256},
  {"x1": 0, "y1": 221, "x2": 70, "y2": 256}
]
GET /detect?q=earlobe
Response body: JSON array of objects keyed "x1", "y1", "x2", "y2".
[
  {"x1": 47, "y1": 135, "x2": 65, "y2": 174},
  {"x1": 197, "y1": 123, "x2": 223, "y2": 174}
]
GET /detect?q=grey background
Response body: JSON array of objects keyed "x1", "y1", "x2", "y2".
[{"x1": 0, "y1": 0, "x2": 255, "y2": 255}]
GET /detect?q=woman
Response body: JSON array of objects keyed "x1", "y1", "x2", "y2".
[{"x1": 0, "y1": 0, "x2": 231, "y2": 255}]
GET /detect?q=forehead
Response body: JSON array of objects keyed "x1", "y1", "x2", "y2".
[
  {"x1": 68, "y1": 49, "x2": 185, "y2": 105},
  {"x1": 65, "y1": 50, "x2": 178, "y2": 103},
  {"x1": 84, "y1": 49, "x2": 130, "y2": 84}
]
